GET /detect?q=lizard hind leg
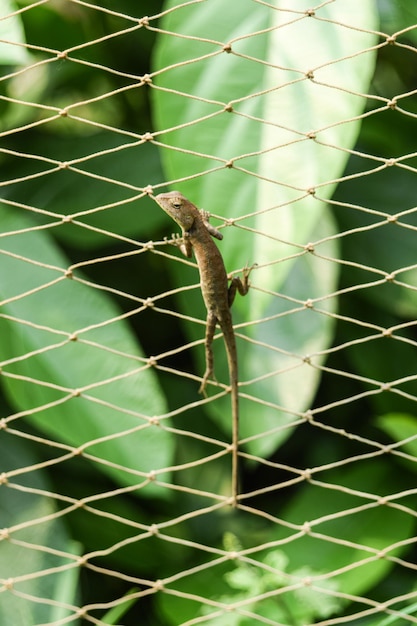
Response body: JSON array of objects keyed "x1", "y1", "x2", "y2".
[{"x1": 198, "y1": 311, "x2": 217, "y2": 396}]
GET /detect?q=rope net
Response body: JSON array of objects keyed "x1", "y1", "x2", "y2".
[{"x1": 1, "y1": 1, "x2": 417, "y2": 624}]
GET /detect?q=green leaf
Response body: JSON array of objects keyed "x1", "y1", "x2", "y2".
[
  {"x1": 376, "y1": 413, "x2": 417, "y2": 471},
  {"x1": 0, "y1": 206, "x2": 173, "y2": 494},
  {"x1": 375, "y1": 602, "x2": 417, "y2": 626},
  {"x1": 289, "y1": 566, "x2": 341, "y2": 625},
  {"x1": 101, "y1": 588, "x2": 140, "y2": 624},
  {"x1": 0, "y1": 1, "x2": 30, "y2": 65},
  {"x1": 152, "y1": 0, "x2": 378, "y2": 456},
  {"x1": 0, "y1": 436, "x2": 80, "y2": 625}
]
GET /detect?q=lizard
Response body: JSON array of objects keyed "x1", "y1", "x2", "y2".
[{"x1": 154, "y1": 191, "x2": 252, "y2": 506}]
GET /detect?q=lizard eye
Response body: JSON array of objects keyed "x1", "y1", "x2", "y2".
[{"x1": 172, "y1": 201, "x2": 182, "y2": 209}]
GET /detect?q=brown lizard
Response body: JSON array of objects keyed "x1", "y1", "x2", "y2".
[{"x1": 154, "y1": 191, "x2": 252, "y2": 506}]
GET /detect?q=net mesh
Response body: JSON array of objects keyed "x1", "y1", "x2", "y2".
[{"x1": 1, "y1": 1, "x2": 417, "y2": 625}]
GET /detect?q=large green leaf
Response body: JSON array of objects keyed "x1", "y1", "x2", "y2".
[
  {"x1": 0, "y1": 206, "x2": 173, "y2": 495},
  {"x1": 0, "y1": 0, "x2": 30, "y2": 65},
  {"x1": 376, "y1": 413, "x2": 417, "y2": 471},
  {"x1": 152, "y1": 0, "x2": 378, "y2": 456},
  {"x1": 0, "y1": 437, "x2": 80, "y2": 625}
]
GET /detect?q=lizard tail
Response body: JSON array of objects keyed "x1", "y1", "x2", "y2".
[{"x1": 221, "y1": 328, "x2": 240, "y2": 508}]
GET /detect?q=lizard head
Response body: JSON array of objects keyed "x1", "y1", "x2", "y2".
[{"x1": 154, "y1": 191, "x2": 197, "y2": 231}]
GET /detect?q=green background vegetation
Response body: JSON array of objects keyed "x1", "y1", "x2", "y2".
[{"x1": 1, "y1": 1, "x2": 417, "y2": 624}]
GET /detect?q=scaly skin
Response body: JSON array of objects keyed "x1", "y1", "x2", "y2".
[{"x1": 154, "y1": 191, "x2": 251, "y2": 506}]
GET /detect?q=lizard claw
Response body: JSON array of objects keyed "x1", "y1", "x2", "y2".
[
  {"x1": 244, "y1": 262, "x2": 257, "y2": 275},
  {"x1": 171, "y1": 233, "x2": 184, "y2": 247},
  {"x1": 242, "y1": 262, "x2": 257, "y2": 287},
  {"x1": 164, "y1": 234, "x2": 180, "y2": 243}
]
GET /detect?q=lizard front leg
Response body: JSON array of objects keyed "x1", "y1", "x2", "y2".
[
  {"x1": 200, "y1": 210, "x2": 223, "y2": 241},
  {"x1": 198, "y1": 310, "x2": 217, "y2": 396},
  {"x1": 168, "y1": 231, "x2": 193, "y2": 258}
]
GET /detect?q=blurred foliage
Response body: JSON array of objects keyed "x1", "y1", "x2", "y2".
[{"x1": 1, "y1": 1, "x2": 417, "y2": 625}]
